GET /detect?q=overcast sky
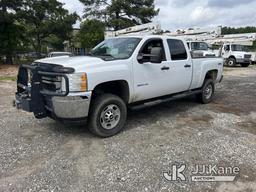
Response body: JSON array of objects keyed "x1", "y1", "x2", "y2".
[{"x1": 58, "y1": 0, "x2": 256, "y2": 30}]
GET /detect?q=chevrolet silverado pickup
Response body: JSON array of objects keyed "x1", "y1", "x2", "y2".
[{"x1": 15, "y1": 35, "x2": 223, "y2": 137}]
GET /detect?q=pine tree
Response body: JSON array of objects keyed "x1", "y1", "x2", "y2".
[{"x1": 79, "y1": 0, "x2": 159, "y2": 30}]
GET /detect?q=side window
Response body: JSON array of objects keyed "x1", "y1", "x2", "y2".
[
  {"x1": 167, "y1": 39, "x2": 188, "y2": 60},
  {"x1": 224, "y1": 45, "x2": 230, "y2": 51},
  {"x1": 140, "y1": 39, "x2": 166, "y2": 62}
]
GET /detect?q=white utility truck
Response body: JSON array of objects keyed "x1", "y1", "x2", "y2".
[
  {"x1": 168, "y1": 26, "x2": 256, "y2": 67},
  {"x1": 220, "y1": 43, "x2": 251, "y2": 67},
  {"x1": 15, "y1": 35, "x2": 223, "y2": 137},
  {"x1": 207, "y1": 33, "x2": 256, "y2": 67},
  {"x1": 186, "y1": 41, "x2": 216, "y2": 57}
]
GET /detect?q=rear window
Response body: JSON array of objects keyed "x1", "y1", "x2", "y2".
[{"x1": 167, "y1": 39, "x2": 188, "y2": 60}]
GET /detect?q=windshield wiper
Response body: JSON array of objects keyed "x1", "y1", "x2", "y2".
[
  {"x1": 101, "y1": 53, "x2": 115, "y2": 58},
  {"x1": 91, "y1": 53, "x2": 115, "y2": 58}
]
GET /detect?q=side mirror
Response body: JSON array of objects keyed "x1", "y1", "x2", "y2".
[{"x1": 149, "y1": 47, "x2": 163, "y2": 63}]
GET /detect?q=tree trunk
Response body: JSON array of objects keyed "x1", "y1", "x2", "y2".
[
  {"x1": 5, "y1": 54, "x2": 13, "y2": 65},
  {"x1": 36, "y1": 34, "x2": 42, "y2": 58},
  {"x1": 114, "y1": 11, "x2": 120, "y2": 31}
]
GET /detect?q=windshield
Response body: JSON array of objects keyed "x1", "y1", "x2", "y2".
[
  {"x1": 91, "y1": 37, "x2": 141, "y2": 60},
  {"x1": 231, "y1": 44, "x2": 246, "y2": 52},
  {"x1": 191, "y1": 42, "x2": 208, "y2": 51}
]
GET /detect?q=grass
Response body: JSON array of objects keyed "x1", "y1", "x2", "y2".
[{"x1": 0, "y1": 76, "x2": 17, "y2": 81}]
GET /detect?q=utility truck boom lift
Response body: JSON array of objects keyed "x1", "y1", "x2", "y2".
[
  {"x1": 105, "y1": 22, "x2": 256, "y2": 67},
  {"x1": 105, "y1": 22, "x2": 162, "y2": 39}
]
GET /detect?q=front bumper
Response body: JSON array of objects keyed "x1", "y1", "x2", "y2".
[
  {"x1": 15, "y1": 63, "x2": 90, "y2": 120},
  {"x1": 47, "y1": 92, "x2": 92, "y2": 119},
  {"x1": 237, "y1": 58, "x2": 251, "y2": 64}
]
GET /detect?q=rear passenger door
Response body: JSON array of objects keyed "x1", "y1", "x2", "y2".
[{"x1": 165, "y1": 39, "x2": 193, "y2": 93}]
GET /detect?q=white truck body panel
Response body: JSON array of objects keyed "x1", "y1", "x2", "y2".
[
  {"x1": 36, "y1": 35, "x2": 223, "y2": 106},
  {"x1": 249, "y1": 52, "x2": 256, "y2": 63},
  {"x1": 220, "y1": 43, "x2": 252, "y2": 64}
]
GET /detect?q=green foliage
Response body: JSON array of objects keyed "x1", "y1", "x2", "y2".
[
  {"x1": 0, "y1": 76, "x2": 17, "y2": 81},
  {"x1": 24, "y1": 0, "x2": 78, "y2": 57},
  {"x1": 79, "y1": 0, "x2": 159, "y2": 30},
  {"x1": 222, "y1": 26, "x2": 256, "y2": 35},
  {"x1": 0, "y1": 0, "x2": 26, "y2": 64},
  {"x1": 78, "y1": 19, "x2": 105, "y2": 50},
  {"x1": 0, "y1": 0, "x2": 78, "y2": 64},
  {"x1": 45, "y1": 35, "x2": 65, "y2": 51}
]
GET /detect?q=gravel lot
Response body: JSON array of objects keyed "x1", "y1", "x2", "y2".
[{"x1": 0, "y1": 66, "x2": 256, "y2": 192}]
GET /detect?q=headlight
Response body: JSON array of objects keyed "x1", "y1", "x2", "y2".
[{"x1": 66, "y1": 73, "x2": 87, "y2": 92}]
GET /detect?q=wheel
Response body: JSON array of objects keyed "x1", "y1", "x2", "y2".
[
  {"x1": 241, "y1": 63, "x2": 250, "y2": 67},
  {"x1": 226, "y1": 57, "x2": 236, "y2": 67},
  {"x1": 88, "y1": 94, "x2": 127, "y2": 137},
  {"x1": 196, "y1": 79, "x2": 215, "y2": 104}
]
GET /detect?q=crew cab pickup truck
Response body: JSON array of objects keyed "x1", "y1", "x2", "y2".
[{"x1": 15, "y1": 36, "x2": 223, "y2": 137}]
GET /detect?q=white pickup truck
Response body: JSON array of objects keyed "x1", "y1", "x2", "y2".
[{"x1": 15, "y1": 35, "x2": 223, "y2": 137}]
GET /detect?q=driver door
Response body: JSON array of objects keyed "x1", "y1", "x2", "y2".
[
  {"x1": 132, "y1": 38, "x2": 171, "y2": 102},
  {"x1": 222, "y1": 44, "x2": 230, "y2": 58}
]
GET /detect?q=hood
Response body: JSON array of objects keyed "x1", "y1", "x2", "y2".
[{"x1": 35, "y1": 56, "x2": 105, "y2": 71}]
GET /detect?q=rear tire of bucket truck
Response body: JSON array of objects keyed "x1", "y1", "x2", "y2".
[{"x1": 226, "y1": 57, "x2": 236, "y2": 67}]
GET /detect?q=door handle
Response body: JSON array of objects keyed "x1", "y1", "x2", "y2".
[
  {"x1": 184, "y1": 64, "x2": 191, "y2": 68},
  {"x1": 161, "y1": 66, "x2": 170, "y2": 71}
]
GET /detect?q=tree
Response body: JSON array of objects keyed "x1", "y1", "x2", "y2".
[
  {"x1": 79, "y1": 0, "x2": 159, "y2": 30},
  {"x1": 222, "y1": 26, "x2": 256, "y2": 35},
  {"x1": 78, "y1": 19, "x2": 105, "y2": 50},
  {"x1": 0, "y1": 0, "x2": 26, "y2": 64},
  {"x1": 24, "y1": 0, "x2": 78, "y2": 57}
]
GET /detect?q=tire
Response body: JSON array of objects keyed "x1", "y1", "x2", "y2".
[
  {"x1": 88, "y1": 94, "x2": 127, "y2": 137},
  {"x1": 241, "y1": 63, "x2": 250, "y2": 67},
  {"x1": 226, "y1": 57, "x2": 236, "y2": 67},
  {"x1": 196, "y1": 79, "x2": 215, "y2": 104}
]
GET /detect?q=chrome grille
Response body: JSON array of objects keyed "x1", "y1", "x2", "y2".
[
  {"x1": 244, "y1": 54, "x2": 251, "y2": 59},
  {"x1": 41, "y1": 76, "x2": 62, "y2": 93}
]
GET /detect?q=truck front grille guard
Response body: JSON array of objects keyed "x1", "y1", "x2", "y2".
[
  {"x1": 16, "y1": 64, "x2": 74, "y2": 118},
  {"x1": 244, "y1": 54, "x2": 251, "y2": 59}
]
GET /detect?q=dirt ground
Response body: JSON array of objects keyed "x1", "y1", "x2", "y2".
[
  {"x1": 0, "y1": 65, "x2": 256, "y2": 192},
  {"x1": 0, "y1": 65, "x2": 18, "y2": 77}
]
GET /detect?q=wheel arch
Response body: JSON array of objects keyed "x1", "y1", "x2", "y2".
[
  {"x1": 204, "y1": 69, "x2": 218, "y2": 82},
  {"x1": 91, "y1": 80, "x2": 130, "y2": 104},
  {"x1": 228, "y1": 55, "x2": 236, "y2": 61}
]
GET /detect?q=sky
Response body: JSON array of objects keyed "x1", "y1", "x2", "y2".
[{"x1": 58, "y1": 0, "x2": 256, "y2": 31}]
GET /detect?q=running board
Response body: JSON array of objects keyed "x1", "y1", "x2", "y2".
[{"x1": 129, "y1": 90, "x2": 202, "y2": 110}]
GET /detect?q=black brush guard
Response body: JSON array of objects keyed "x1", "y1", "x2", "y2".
[{"x1": 15, "y1": 63, "x2": 74, "y2": 119}]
